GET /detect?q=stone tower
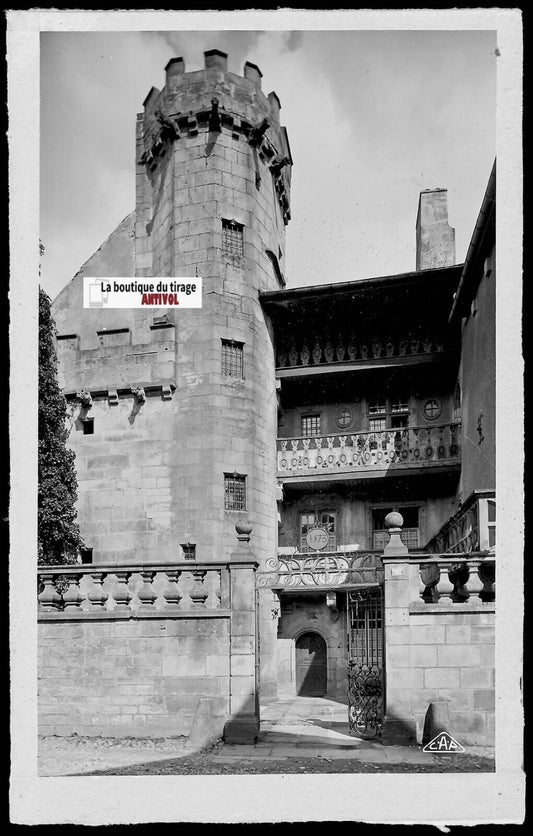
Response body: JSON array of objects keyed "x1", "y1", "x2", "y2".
[{"x1": 52, "y1": 50, "x2": 292, "y2": 701}]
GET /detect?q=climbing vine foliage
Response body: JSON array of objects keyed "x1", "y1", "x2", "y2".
[{"x1": 38, "y1": 288, "x2": 83, "y2": 564}]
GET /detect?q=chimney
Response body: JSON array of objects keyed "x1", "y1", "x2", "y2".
[{"x1": 416, "y1": 189, "x2": 456, "y2": 271}]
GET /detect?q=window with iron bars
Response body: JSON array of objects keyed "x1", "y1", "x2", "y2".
[
  {"x1": 222, "y1": 219, "x2": 244, "y2": 258},
  {"x1": 181, "y1": 543, "x2": 196, "y2": 560},
  {"x1": 301, "y1": 414, "x2": 321, "y2": 436},
  {"x1": 221, "y1": 339, "x2": 244, "y2": 378},
  {"x1": 224, "y1": 473, "x2": 247, "y2": 511}
]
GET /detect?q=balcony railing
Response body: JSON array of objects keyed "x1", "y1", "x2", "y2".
[
  {"x1": 425, "y1": 490, "x2": 495, "y2": 553},
  {"x1": 277, "y1": 424, "x2": 460, "y2": 477}
]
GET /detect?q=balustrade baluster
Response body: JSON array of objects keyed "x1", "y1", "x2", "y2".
[
  {"x1": 204, "y1": 570, "x2": 221, "y2": 609},
  {"x1": 436, "y1": 564, "x2": 454, "y2": 602},
  {"x1": 300, "y1": 341, "x2": 310, "y2": 366},
  {"x1": 87, "y1": 572, "x2": 109, "y2": 608},
  {"x1": 347, "y1": 334, "x2": 357, "y2": 360},
  {"x1": 62, "y1": 574, "x2": 83, "y2": 609},
  {"x1": 112, "y1": 571, "x2": 132, "y2": 609},
  {"x1": 335, "y1": 334, "x2": 346, "y2": 361},
  {"x1": 312, "y1": 340, "x2": 322, "y2": 365},
  {"x1": 478, "y1": 560, "x2": 496, "y2": 602},
  {"x1": 288, "y1": 340, "x2": 299, "y2": 367},
  {"x1": 419, "y1": 562, "x2": 441, "y2": 602},
  {"x1": 163, "y1": 569, "x2": 182, "y2": 608},
  {"x1": 190, "y1": 569, "x2": 208, "y2": 605},
  {"x1": 38, "y1": 573, "x2": 63, "y2": 611},
  {"x1": 219, "y1": 567, "x2": 230, "y2": 608},
  {"x1": 177, "y1": 572, "x2": 194, "y2": 608},
  {"x1": 467, "y1": 563, "x2": 483, "y2": 599},
  {"x1": 137, "y1": 570, "x2": 157, "y2": 608},
  {"x1": 448, "y1": 562, "x2": 470, "y2": 602}
]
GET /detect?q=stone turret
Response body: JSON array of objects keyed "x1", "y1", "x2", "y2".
[{"x1": 53, "y1": 51, "x2": 292, "y2": 702}]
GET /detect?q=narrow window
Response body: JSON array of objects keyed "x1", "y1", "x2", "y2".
[
  {"x1": 221, "y1": 339, "x2": 244, "y2": 378},
  {"x1": 301, "y1": 414, "x2": 321, "y2": 436},
  {"x1": 181, "y1": 543, "x2": 196, "y2": 560},
  {"x1": 83, "y1": 418, "x2": 94, "y2": 435},
  {"x1": 80, "y1": 548, "x2": 93, "y2": 564},
  {"x1": 222, "y1": 219, "x2": 244, "y2": 258},
  {"x1": 224, "y1": 473, "x2": 246, "y2": 511}
]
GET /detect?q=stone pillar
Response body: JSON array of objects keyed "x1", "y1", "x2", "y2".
[
  {"x1": 224, "y1": 524, "x2": 260, "y2": 744},
  {"x1": 382, "y1": 512, "x2": 419, "y2": 744}
]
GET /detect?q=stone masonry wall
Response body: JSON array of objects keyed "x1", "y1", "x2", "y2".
[
  {"x1": 383, "y1": 555, "x2": 495, "y2": 746},
  {"x1": 38, "y1": 615, "x2": 230, "y2": 738}
]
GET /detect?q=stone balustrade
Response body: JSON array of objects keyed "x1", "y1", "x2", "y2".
[
  {"x1": 413, "y1": 554, "x2": 495, "y2": 605},
  {"x1": 276, "y1": 332, "x2": 447, "y2": 369},
  {"x1": 37, "y1": 562, "x2": 233, "y2": 614},
  {"x1": 277, "y1": 424, "x2": 460, "y2": 477}
]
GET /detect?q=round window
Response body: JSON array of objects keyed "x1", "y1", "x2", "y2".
[
  {"x1": 423, "y1": 398, "x2": 441, "y2": 421},
  {"x1": 336, "y1": 407, "x2": 353, "y2": 429}
]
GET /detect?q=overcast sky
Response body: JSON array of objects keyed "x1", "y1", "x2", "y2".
[{"x1": 40, "y1": 26, "x2": 496, "y2": 300}]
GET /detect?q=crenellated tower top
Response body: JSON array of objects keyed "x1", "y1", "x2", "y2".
[{"x1": 136, "y1": 49, "x2": 292, "y2": 228}]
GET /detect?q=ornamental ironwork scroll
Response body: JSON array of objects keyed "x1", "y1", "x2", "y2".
[
  {"x1": 256, "y1": 552, "x2": 384, "y2": 589},
  {"x1": 347, "y1": 586, "x2": 385, "y2": 739}
]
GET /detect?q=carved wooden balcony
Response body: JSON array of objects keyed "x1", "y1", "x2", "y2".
[
  {"x1": 277, "y1": 423, "x2": 461, "y2": 481},
  {"x1": 275, "y1": 332, "x2": 454, "y2": 378}
]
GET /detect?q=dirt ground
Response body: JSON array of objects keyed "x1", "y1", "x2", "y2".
[{"x1": 39, "y1": 735, "x2": 495, "y2": 776}]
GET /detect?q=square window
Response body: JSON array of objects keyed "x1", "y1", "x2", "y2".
[
  {"x1": 368, "y1": 399, "x2": 386, "y2": 416},
  {"x1": 222, "y1": 219, "x2": 244, "y2": 258},
  {"x1": 369, "y1": 417, "x2": 386, "y2": 433},
  {"x1": 80, "y1": 548, "x2": 93, "y2": 564},
  {"x1": 301, "y1": 414, "x2": 321, "y2": 436},
  {"x1": 83, "y1": 418, "x2": 94, "y2": 435},
  {"x1": 221, "y1": 340, "x2": 244, "y2": 378},
  {"x1": 181, "y1": 544, "x2": 196, "y2": 560},
  {"x1": 224, "y1": 473, "x2": 246, "y2": 511}
]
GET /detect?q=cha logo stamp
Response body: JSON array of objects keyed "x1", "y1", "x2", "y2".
[{"x1": 423, "y1": 731, "x2": 465, "y2": 753}]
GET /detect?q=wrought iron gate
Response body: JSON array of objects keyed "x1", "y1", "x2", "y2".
[{"x1": 347, "y1": 585, "x2": 385, "y2": 739}]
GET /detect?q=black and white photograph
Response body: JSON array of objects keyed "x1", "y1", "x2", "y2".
[{"x1": 8, "y1": 8, "x2": 524, "y2": 826}]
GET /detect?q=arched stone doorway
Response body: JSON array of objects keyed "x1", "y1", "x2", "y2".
[{"x1": 295, "y1": 632, "x2": 327, "y2": 696}]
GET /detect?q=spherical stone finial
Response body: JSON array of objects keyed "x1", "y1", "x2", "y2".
[
  {"x1": 235, "y1": 522, "x2": 253, "y2": 536},
  {"x1": 385, "y1": 511, "x2": 404, "y2": 529}
]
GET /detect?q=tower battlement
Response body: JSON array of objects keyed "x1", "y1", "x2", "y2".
[{"x1": 136, "y1": 50, "x2": 292, "y2": 245}]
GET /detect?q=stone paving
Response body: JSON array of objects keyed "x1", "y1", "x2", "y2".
[{"x1": 38, "y1": 696, "x2": 495, "y2": 776}]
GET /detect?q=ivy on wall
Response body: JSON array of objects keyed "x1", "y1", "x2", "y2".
[{"x1": 38, "y1": 287, "x2": 83, "y2": 565}]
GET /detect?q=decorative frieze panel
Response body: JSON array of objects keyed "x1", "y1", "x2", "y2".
[
  {"x1": 277, "y1": 424, "x2": 460, "y2": 477},
  {"x1": 276, "y1": 332, "x2": 447, "y2": 369}
]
